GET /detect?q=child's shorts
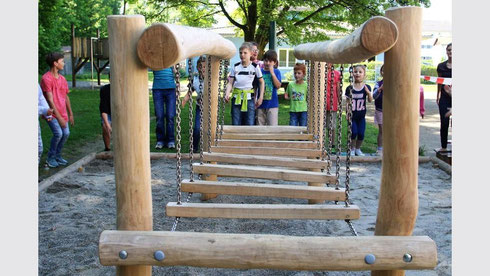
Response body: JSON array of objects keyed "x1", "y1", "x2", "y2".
[
  {"x1": 101, "y1": 114, "x2": 112, "y2": 125},
  {"x1": 374, "y1": 110, "x2": 383, "y2": 125}
]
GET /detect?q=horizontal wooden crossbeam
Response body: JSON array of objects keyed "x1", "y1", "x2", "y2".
[
  {"x1": 166, "y1": 202, "x2": 360, "y2": 220},
  {"x1": 181, "y1": 179, "x2": 345, "y2": 201},
  {"x1": 99, "y1": 231, "x2": 438, "y2": 270},
  {"x1": 221, "y1": 133, "x2": 314, "y2": 140},
  {"x1": 211, "y1": 146, "x2": 322, "y2": 158},
  {"x1": 217, "y1": 139, "x2": 318, "y2": 149},
  {"x1": 192, "y1": 163, "x2": 336, "y2": 183},
  {"x1": 202, "y1": 152, "x2": 329, "y2": 170},
  {"x1": 222, "y1": 125, "x2": 307, "y2": 133}
]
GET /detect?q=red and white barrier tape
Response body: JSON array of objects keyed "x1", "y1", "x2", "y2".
[{"x1": 421, "y1": 76, "x2": 452, "y2": 85}]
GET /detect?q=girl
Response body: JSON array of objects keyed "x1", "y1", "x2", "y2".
[
  {"x1": 285, "y1": 63, "x2": 308, "y2": 126},
  {"x1": 372, "y1": 65, "x2": 384, "y2": 155},
  {"x1": 345, "y1": 64, "x2": 373, "y2": 156},
  {"x1": 436, "y1": 43, "x2": 452, "y2": 152}
]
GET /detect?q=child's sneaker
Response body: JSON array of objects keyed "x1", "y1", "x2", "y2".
[
  {"x1": 355, "y1": 149, "x2": 365, "y2": 156},
  {"x1": 350, "y1": 150, "x2": 355, "y2": 156},
  {"x1": 56, "y1": 157, "x2": 68, "y2": 166},
  {"x1": 167, "y1": 142, "x2": 175, "y2": 149},
  {"x1": 155, "y1": 142, "x2": 164, "y2": 149},
  {"x1": 375, "y1": 148, "x2": 383, "y2": 156},
  {"x1": 46, "y1": 158, "x2": 59, "y2": 168}
]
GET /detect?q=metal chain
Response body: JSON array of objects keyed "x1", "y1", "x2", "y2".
[
  {"x1": 345, "y1": 219, "x2": 359, "y2": 236},
  {"x1": 316, "y1": 62, "x2": 321, "y2": 149},
  {"x1": 206, "y1": 57, "x2": 212, "y2": 153},
  {"x1": 345, "y1": 65, "x2": 354, "y2": 207},
  {"x1": 305, "y1": 60, "x2": 310, "y2": 132},
  {"x1": 328, "y1": 64, "x2": 335, "y2": 165},
  {"x1": 198, "y1": 60, "x2": 205, "y2": 165},
  {"x1": 174, "y1": 63, "x2": 183, "y2": 205},
  {"x1": 187, "y1": 58, "x2": 195, "y2": 182},
  {"x1": 335, "y1": 65, "x2": 344, "y2": 190},
  {"x1": 215, "y1": 59, "x2": 224, "y2": 145},
  {"x1": 219, "y1": 59, "x2": 229, "y2": 140},
  {"x1": 310, "y1": 61, "x2": 316, "y2": 137},
  {"x1": 321, "y1": 63, "x2": 329, "y2": 166}
]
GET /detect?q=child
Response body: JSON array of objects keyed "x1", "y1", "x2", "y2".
[
  {"x1": 41, "y1": 52, "x2": 74, "y2": 168},
  {"x1": 257, "y1": 50, "x2": 282, "y2": 125},
  {"x1": 285, "y1": 63, "x2": 308, "y2": 126},
  {"x1": 420, "y1": 85, "x2": 425, "y2": 119},
  {"x1": 99, "y1": 83, "x2": 111, "y2": 151},
  {"x1": 182, "y1": 55, "x2": 206, "y2": 153},
  {"x1": 372, "y1": 65, "x2": 384, "y2": 155},
  {"x1": 152, "y1": 67, "x2": 177, "y2": 149},
  {"x1": 38, "y1": 84, "x2": 53, "y2": 165},
  {"x1": 345, "y1": 64, "x2": 373, "y2": 156},
  {"x1": 325, "y1": 63, "x2": 341, "y2": 147},
  {"x1": 225, "y1": 42, "x2": 265, "y2": 125}
]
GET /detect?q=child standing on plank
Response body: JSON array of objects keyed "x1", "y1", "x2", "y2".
[
  {"x1": 372, "y1": 64, "x2": 384, "y2": 156},
  {"x1": 182, "y1": 55, "x2": 206, "y2": 153},
  {"x1": 257, "y1": 50, "x2": 282, "y2": 126},
  {"x1": 225, "y1": 42, "x2": 265, "y2": 125},
  {"x1": 41, "y1": 52, "x2": 74, "y2": 168},
  {"x1": 285, "y1": 63, "x2": 308, "y2": 126},
  {"x1": 345, "y1": 64, "x2": 373, "y2": 156}
]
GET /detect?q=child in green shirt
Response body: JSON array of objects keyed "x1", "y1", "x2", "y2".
[{"x1": 284, "y1": 63, "x2": 308, "y2": 126}]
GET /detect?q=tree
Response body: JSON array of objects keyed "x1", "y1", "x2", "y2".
[{"x1": 151, "y1": 0, "x2": 431, "y2": 58}]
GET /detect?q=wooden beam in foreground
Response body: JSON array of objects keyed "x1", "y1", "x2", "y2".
[
  {"x1": 99, "y1": 231, "x2": 438, "y2": 271},
  {"x1": 222, "y1": 125, "x2": 307, "y2": 133},
  {"x1": 211, "y1": 146, "x2": 322, "y2": 158},
  {"x1": 294, "y1": 16, "x2": 398, "y2": 64},
  {"x1": 165, "y1": 202, "x2": 360, "y2": 220},
  {"x1": 202, "y1": 152, "x2": 329, "y2": 170},
  {"x1": 220, "y1": 133, "x2": 314, "y2": 140},
  {"x1": 192, "y1": 163, "x2": 336, "y2": 183},
  {"x1": 181, "y1": 179, "x2": 345, "y2": 201},
  {"x1": 217, "y1": 139, "x2": 318, "y2": 149}
]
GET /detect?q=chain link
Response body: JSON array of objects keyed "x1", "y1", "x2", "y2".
[
  {"x1": 316, "y1": 62, "x2": 321, "y2": 149},
  {"x1": 174, "y1": 63, "x2": 183, "y2": 205},
  {"x1": 198, "y1": 60, "x2": 205, "y2": 165},
  {"x1": 187, "y1": 58, "x2": 195, "y2": 182},
  {"x1": 345, "y1": 65, "x2": 354, "y2": 206},
  {"x1": 206, "y1": 57, "x2": 212, "y2": 153},
  {"x1": 345, "y1": 219, "x2": 359, "y2": 236},
  {"x1": 219, "y1": 59, "x2": 229, "y2": 140},
  {"x1": 215, "y1": 59, "x2": 224, "y2": 145},
  {"x1": 305, "y1": 60, "x2": 310, "y2": 132}
]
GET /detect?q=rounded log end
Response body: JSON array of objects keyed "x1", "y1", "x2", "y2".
[
  {"x1": 137, "y1": 23, "x2": 181, "y2": 70},
  {"x1": 361, "y1": 16, "x2": 399, "y2": 55}
]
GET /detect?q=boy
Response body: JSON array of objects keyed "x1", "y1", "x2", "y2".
[
  {"x1": 225, "y1": 42, "x2": 265, "y2": 125},
  {"x1": 41, "y1": 52, "x2": 74, "y2": 168},
  {"x1": 99, "y1": 83, "x2": 111, "y2": 151},
  {"x1": 285, "y1": 63, "x2": 308, "y2": 126},
  {"x1": 257, "y1": 50, "x2": 282, "y2": 125}
]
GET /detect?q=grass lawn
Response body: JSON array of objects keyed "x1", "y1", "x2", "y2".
[{"x1": 39, "y1": 84, "x2": 436, "y2": 177}]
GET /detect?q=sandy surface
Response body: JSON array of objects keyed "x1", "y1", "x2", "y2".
[{"x1": 39, "y1": 157, "x2": 451, "y2": 275}]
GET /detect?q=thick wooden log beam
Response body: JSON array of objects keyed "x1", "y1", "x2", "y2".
[
  {"x1": 108, "y1": 15, "x2": 152, "y2": 276},
  {"x1": 294, "y1": 16, "x2": 398, "y2": 63},
  {"x1": 373, "y1": 7, "x2": 423, "y2": 276},
  {"x1": 99, "y1": 231, "x2": 437, "y2": 271},
  {"x1": 136, "y1": 23, "x2": 236, "y2": 70}
]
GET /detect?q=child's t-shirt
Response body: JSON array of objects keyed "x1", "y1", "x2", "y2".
[
  {"x1": 373, "y1": 80, "x2": 383, "y2": 112},
  {"x1": 152, "y1": 68, "x2": 176, "y2": 90},
  {"x1": 345, "y1": 84, "x2": 371, "y2": 119},
  {"x1": 258, "y1": 68, "x2": 282, "y2": 109},
  {"x1": 40, "y1": 71, "x2": 69, "y2": 121},
  {"x1": 286, "y1": 81, "x2": 308, "y2": 112},
  {"x1": 230, "y1": 62, "x2": 262, "y2": 102}
]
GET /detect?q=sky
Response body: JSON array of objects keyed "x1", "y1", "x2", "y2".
[{"x1": 422, "y1": 0, "x2": 452, "y2": 22}]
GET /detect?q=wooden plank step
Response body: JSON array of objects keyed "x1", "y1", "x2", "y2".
[
  {"x1": 202, "y1": 152, "x2": 329, "y2": 170},
  {"x1": 211, "y1": 146, "x2": 322, "y2": 158},
  {"x1": 223, "y1": 125, "x2": 307, "y2": 133},
  {"x1": 181, "y1": 179, "x2": 346, "y2": 201},
  {"x1": 217, "y1": 139, "x2": 318, "y2": 149},
  {"x1": 166, "y1": 202, "x2": 360, "y2": 220},
  {"x1": 193, "y1": 163, "x2": 336, "y2": 183},
  {"x1": 100, "y1": 231, "x2": 437, "y2": 270},
  {"x1": 221, "y1": 133, "x2": 314, "y2": 141}
]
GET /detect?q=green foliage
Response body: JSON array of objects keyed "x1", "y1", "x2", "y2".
[{"x1": 38, "y1": 0, "x2": 120, "y2": 73}]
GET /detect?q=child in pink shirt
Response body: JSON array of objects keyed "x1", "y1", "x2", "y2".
[{"x1": 40, "y1": 52, "x2": 74, "y2": 168}]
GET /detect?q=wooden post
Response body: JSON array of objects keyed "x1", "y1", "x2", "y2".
[
  {"x1": 108, "y1": 15, "x2": 152, "y2": 276},
  {"x1": 71, "y1": 24, "x2": 76, "y2": 88},
  {"x1": 307, "y1": 61, "x2": 325, "y2": 204},
  {"x1": 373, "y1": 7, "x2": 422, "y2": 276},
  {"x1": 200, "y1": 55, "x2": 220, "y2": 200}
]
